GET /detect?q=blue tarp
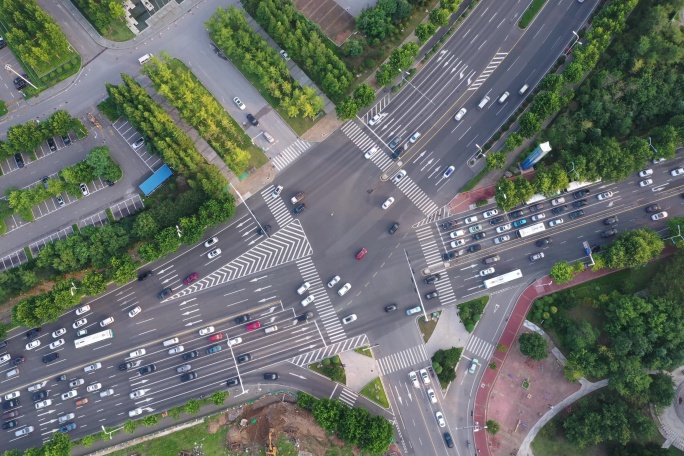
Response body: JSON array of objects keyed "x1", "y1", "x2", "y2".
[{"x1": 139, "y1": 164, "x2": 172, "y2": 196}]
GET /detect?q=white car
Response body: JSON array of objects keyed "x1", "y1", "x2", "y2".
[
  {"x1": 271, "y1": 185, "x2": 283, "y2": 198},
  {"x1": 35, "y1": 399, "x2": 52, "y2": 410},
  {"x1": 28, "y1": 381, "x2": 47, "y2": 392},
  {"x1": 392, "y1": 170, "x2": 407, "y2": 184},
  {"x1": 468, "y1": 358, "x2": 480, "y2": 374},
  {"x1": 4, "y1": 391, "x2": 20, "y2": 400},
  {"x1": 129, "y1": 408, "x2": 143, "y2": 417},
  {"x1": 483, "y1": 209, "x2": 499, "y2": 219},
  {"x1": 100, "y1": 389, "x2": 114, "y2": 398},
  {"x1": 15, "y1": 426, "x2": 34, "y2": 436},
  {"x1": 100, "y1": 317, "x2": 114, "y2": 327},
  {"x1": 233, "y1": 97, "x2": 246, "y2": 110},
  {"x1": 427, "y1": 388, "x2": 437, "y2": 404},
  {"x1": 419, "y1": 368, "x2": 430, "y2": 385},
  {"x1": 228, "y1": 337, "x2": 242, "y2": 346},
  {"x1": 86, "y1": 383, "x2": 102, "y2": 392},
  {"x1": 69, "y1": 379, "x2": 84, "y2": 388},
  {"x1": 364, "y1": 147, "x2": 377, "y2": 159},
  {"x1": 327, "y1": 276, "x2": 341, "y2": 288},
  {"x1": 58, "y1": 413, "x2": 75, "y2": 424},
  {"x1": 549, "y1": 218, "x2": 564, "y2": 227},
  {"x1": 409, "y1": 131, "x2": 421, "y2": 143},
  {"x1": 531, "y1": 213, "x2": 546, "y2": 221},
  {"x1": 301, "y1": 295, "x2": 315, "y2": 307},
  {"x1": 450, "y1": 229, "x2": 465, "y2": 238},
  {"x1": 207, "y1": 248, "x2": 221, "y2": 259},
  {"x1": 409, "y1": 371, "x2": 420, "y2": 388},
  {"x1": 494, "y1": 235, "x2": 510, "y2": 244},
  {"x1": 382, "y1": 197, "x2": 395, "y2": 210},
  {"x1": 639, "y1": 168, "x2": 653, "y2": 178},
  {"x1": 338, "y1": 283, "x2": 352, "y2": 296},
  {"x1": 84, "y1": 362, "x2": 101, "y2": 372},
  {"x1": 640, "y1": 179, "x2": 653, "y2": 187},
  {"x1": 73, "y1": 318, "x2": 87, "y2": 329},
  {"x1": 464, "y1": 216, "x2": 478, "y2": 224},
  {"x1": 279, "y1": 49, "x2": 290, "y2": 60},
  {"x1": 597, "y1": 191, "x2": 613, "y2": 200},
  {"x1": 454, "y1": 108, "x2": 467, "y2": 121},
  {"x1": 62, "y1": 390, "x2": 77, "y2": 400},
  {"x1": 496, "y1": 224, "x2": 512, "y2": 233},
  {"x1": 443, "y1": 166, "x2": 455, "y2": 178},
  {"x1": 26, "y1": 340, "x2": 41, "y2": 350},
  {"x1": 199, "y1": 326, "x2": 215, "y2": 336},
  {"x1": 450, "y1": 239, "x2": 465, "y2": 248},
  {"x1": 651, "y1": 211, "x2": 668, "y2": 221},
  {"x1": 52, "y1": 328, "x2": 66, "y2": 338},
  {"x1": 297, "y1": 282, "x2": 311, "y2": 295},
  {"x1": 130, "y1": 349, "x2": 146, "y2": 358},
  {"x1": 204, "y1": 237, "x2": 218, "y2": 248},
  {"x1": 368, "y1": 114, "x2": 381, "y2": 126},
  {"x1": 129, "y1": 390, "x2": 146, "y2": 399},
  {"x1": 671, "y1": 168, "x2": 684, "y2": 176},
  {"x1": 551, "y1": 197, "x2": 565, "y2": 206},
  {"x1": 49, "y1": 339, "x2": 64, "y2": 350},
  {"x1": 168, "y1": 345, "x2": 184, "y2": 355},
  {"x1": 480, "y1": 267, "x2": 495, "y2": 277},
  {"x1": 341, "y1": 314, "x2": 357, "y2": 324},
  {"x1": 79, "y1": 183, "x2": 89, "y2": 196},
  {"x1": 435, "y1": 411, "x2": 446, "y2": 428},
  {"x1": 128, "y1": 306, "x2": 142, "y2": 318},
  {"x1": 530, "y1": 252, "x2": 545, "y2": 261},
  {"x1": 653, "y1": 158, "x2": 666, "y2": 164},
  {"x1": 76, "y1": 305, "x2": 90, "y2": 316},
  {"x1": 0, "y1": 353, "x2": 11, "y2": 364}
]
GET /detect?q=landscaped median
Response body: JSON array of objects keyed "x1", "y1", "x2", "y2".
[{"x1": 518, "y1": 0, "x2": 548, "y2": 28}]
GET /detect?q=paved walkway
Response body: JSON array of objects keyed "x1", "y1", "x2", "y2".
[
  {"x1": 339, "y1": 349, "x2": 379, "y2": 392},
  {"x1": 654, "y1": 367, "x2": 684, "y2": 451},
  {"x1": 424, "y1": 305, "x2": 471, "y2": 357}
]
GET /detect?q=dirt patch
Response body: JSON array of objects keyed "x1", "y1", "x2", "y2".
[{"x1": 292, "y1": 0, "x2": 355, "y2": 46}]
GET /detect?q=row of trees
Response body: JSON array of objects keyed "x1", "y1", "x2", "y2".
[
  {"x1": 297, "y1": 393, "x2": 394, "y2": 454},
  {"x1": 0, "y1": 110, "x2": 87, "y2": 159},
  {"x1": 335, "y1": 84, "x2": 376, "y2": 120},
  {"x1": 206, "y1": 7, "x2": 324, "y2": 124},
  {"x1": 457, "y1": 296, "x2": 487, "y2": 332},
  {"x1": 70, "y1": 0, "x2": 125, "y2": 37},
  {"x1": 0, "y1": 0, "x2": 75, "y2": 73},
  {"x1": 375, "y1": 42, "x2": 420, "y2": 87},
  {"x1": 243, "y1": 0, "x2": 353, "y2": 101},
  {"x1": 494, "y1": 163, "x2": 569, "y2": 211},
  {"x1": 415, "y1": 0, "x2": 463, "y2": 44},
  {"x1": 142, "y1": 54, "x2": 252, "y2": 174}
]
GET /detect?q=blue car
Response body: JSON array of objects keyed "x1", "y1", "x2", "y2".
[
  {"x1": 206, "y1": 345, "x2": 222, "y2": 355},
  {"x1": 513, "y1": 219, "x2": 527, "y2": 228}
]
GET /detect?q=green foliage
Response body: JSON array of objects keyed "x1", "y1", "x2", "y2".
[
  {"x1": 432, "y1": 347, "x2": 463, "y2": 384},
  {"x1": 497, "y1": 343, "x2": 508, "y2": 352},
  {"x1": 124, "y1": 419, "x2": 137, "y2": 434},
  {"x1": 375, "y1": 64, "x2": 397, "y2": 87},
  {"x1": 486, "y1": 419, "x2": 500, "y2": 435},
  {"x1": 353, "y1": 84, "x2": 376, "y2": 109},
  {"x1": 110, "y1": 254, "x2": 138, "y2": 286},
  {"x1": 441, "y1": 0, "x2": 462, "y2": 13},
  {"x1": 297, "y1": 392, "x2": 318, "y2": 410},
  {"x1": 415, "y1": 22, "x2": 437, "y2": 43},
  {"x1": 486, "y1": 151, "x2": 506, "y2": 170},
  {"x1": 336, "y1": 97, "x2": 360, "y2": 121},
  {"x1": 494, "y1": 178, "x2": 517, "y2": 211},
  {"x1": 518, "y1": 332, "x2": 548, "y2": 361},
  {"x1": 519, "y1": 111, "x2": 542, "y2": 138},
  {"x1": 69, "y1": 0, "x2": 125, "y2": 35},
  {"x1": 519, "y1": 0, "x2": 547, "y2": 28},
  {"x1": 97, "y1": 97, "x2": 120, "y2": 121},
  {"x1": 550, "y1": 261, "x2": 576, "y2": 284},
  {"x1": 184, "y1": 398, "x2": 201, "y2": 415},
  {"x1": 168, "y1": 406, "x2": 183, "y2": 419},
  {"x1": 342, "y1": 38, "x2": 364, "y2": 57},
  {"x1": 458, "y1": 296, "x2": 488, "y2": 331},
  {"x1": 141, "y1": 414, "x2": 160, "y2": 426},
  {"x1": 42, "y1": 430, "x2": 72, "y2": 456},
  {"x1": 79, "y1": 434, "x2": 96, "y2": 447},
  {"x1": 603, "y1": 228, "x2": 664, "y2": 269},
  {"x1": 429, "y1": 8, "x2": 450, "y2": 27},
  {"x1": 647, "y1": 373, "x2": 675, "y2": 408},
  {"x1": 210, "y1": 390, "x2": 228, "y2": 406}
]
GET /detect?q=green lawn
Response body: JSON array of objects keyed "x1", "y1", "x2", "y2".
[
  {"x1": 418, "y1": 310, "x2": 441, "y2": 343},
  {"x1": 354, "y1": 346, "x2": 373, "y2": 357},
  {"x1": 0, "y1": 100, "x2": 7, "y2": 117},
  {"x1": 359, "y1": 377, "x2": 389, "y2": 408},
  {"x1": 308, "y1": 362, "x2": 346, "y2": 385}
]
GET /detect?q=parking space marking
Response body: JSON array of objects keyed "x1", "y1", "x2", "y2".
[
  {"x1": 112, "y1": 118, "x2": 160, "y2": 171},
  {"x1": 0, "y1": 248, "x2": 29, "y2": 273},
  {"x1": 109, "y1": 195, "x2": 145, "y2": 220},
  {"x1": 28, "y1": 227, "x2": 75, "y2": 257}
]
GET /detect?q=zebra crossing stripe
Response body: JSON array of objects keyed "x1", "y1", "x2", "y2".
[
  {"x1": 289, "y1": 334, "x2": 369, "y2": 367},
  {"x1": 465, "y1": 335, "x2": 495, "y2": 360},
  {"x1": 338, "y1": 388, "x2": 358, "y2": 407},
  {"x1": 377, "y1": 345, "x2": 429, "y2": 376},
  {"x1": 272, "y1": 139, "x2": 312, "y2": 171}
]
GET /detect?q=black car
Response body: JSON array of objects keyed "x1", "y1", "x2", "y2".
[
  {"x1": 604, "y1": 217, "x2": 617, "y2": 225},
  {"x1": 388, "y1": 136, "x2": 402, "y2": 149},
  {"x1": 391, "y1": 145, "x2": 407, "y2": 160},
  {"x1": 3, "y1": 399, "x2": 19, "y2": 410},
  {"x1": 602, "y1": 229, "x2": 618, "y2": 238},
  {"x1": 573, "y1": 189, "x2": 590, "y2": 199},
  {"x1": 473, "y1": 232, "x2": 486, "y2": 241},
  {"x1": 41, "y1": 176, "x2": 49, "y2": 189},
  {"x1": 569, "y1": 210, "x2": 585, "y2": 219},
  {"x1": 61, "y1": 135, "x2": 71, "y2": 146},
  {"x1": 139, "y1": 364, "x2": 157, "y2": 375},
  {"x1": 56, "y1": 374, "x2": 67, "y2": 382},
  {"x1": 138, "y1": 271, "x2": 153, "y2": 281},
  {"x1": 246, "y1": 114, "x2": 259, "y2": 126},
  {"x1": 226, "y1": 377, "x2": 240, "y2": 386},
  {"x1": 180, "y1": 372, "x2": 197, "y2": 382},
  {"x1": 440, "y1": 220, "x2": 457, "y2": 230},
  {"x1": 529, "y1": 203, "x2": 545, "y2": 212},
  {"x1": 389, "y1": 222, "x2": 400, "y2": 234},
  {"x1": 509, "y1": 210, "x2": 525, "y2": 219},
  {"x1": 536, "y1": 237, "x2": 552, "y2": 247},
  {"x1": 183, "y1": 350, "x2": 199, "y2": 360},
  {"x1": 442, "y1": 251, "x2": 456, "y2": 261},
  {"x1": 2, "y1": 420, "x2": 17, "y2": 430},
  {"x1": 13, "y1": 76, "x2": 27, "y2": 90},
  {"x1": 236, "y1": 353, "x2": 251, "y2": 364},
  {"x1": 0, "y1": 340, "x2": 7, "y2": 350},
  {"x1": 11, "y1": 356, "x2": 25, "y2": 366},
  {"x1": 293, "y1": 203, "x2": 306, "y2": 215},
  {"x1": 263, "y1": 373, "x2": 278, "y2": 380},
  {"x1": 425, "y1": 291, "x2": 439, "y2": 300},
  {"x1": 31, "y1": 391, "x2": 48, "y2": 402},
  {"x1": 257, "y1": 225, "x2": 271, "y2": 235},
  {"x1": 573, "y1": 199, "x2": 587, "y2": 208},
  {"x1": 467, "y1": 244, "x2": 482, "y2": 253},
  {"x1": 26, "y1": 328, "x2": 41, "y2": 339},
  {"x1": 42, "y1": 352, "x2": 59, "y2": 363},
  {"x1": 0, "y1": 37, "x2": 6, "y2": 49},
  {"x1": 424, "y1": 274, "x2": 441, "y2": 284},
  {"x1": 645, "y1": 204, "x2": 660, "y2": 213},
  {"x1": 297, "y1": 311, "x2": 314, "y2": 321},
  {"x1": 47, "y1": 138, "x2": 57, "y2": 151},
  {"x1": 14, "y1": 153, "x2": 24, "y2": 168},
  {"x1": 105, "y1": 179, "x2": 115, "y2": 186},
  {"x1": 384, "y1": 304, "x2": 397, "y2": 312},
  {"x1": 443, "y1": 432, "x2": 454, "y2": 448},
  {"x1": 489, "y1": 216, "x2": 505, "y2": 225},
  {"x1": 157, "y1": 287, "x2": 172, "y2": 299},
  {"x1": 234, "y1": 314, "x2": 250, "y2": 324},
  {"x1": 59, "y1": 423, "x2": 77, "y2": 433},
  {"x1": 551, "y1": 205, "x2": 567, "y2": 215}
]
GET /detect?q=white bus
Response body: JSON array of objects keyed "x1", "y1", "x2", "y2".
[
  {"x1": 74, "y1": 329, "x2": 114, "y2": 349},
  {"x1": 516, "y1": 222, "x2": 546, "y2": 238},
  {"x1": 483, "y1": 269, "x2": 523, "y2": 289}
]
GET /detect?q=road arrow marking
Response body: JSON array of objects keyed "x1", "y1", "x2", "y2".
[
  {"x1": 250, "y1": 276, "x2": 267, "y2": 282},
  {"x1": 254, "y1": 285, "x2": 272, "y2": 292},
  {"x1": 289, "y1": 373, "x2": 306, "y2": 379},
  {"x1": 494, "y1": 304, "x2": 500, "y2": 313},
  {"x1": 258, "y1": 296, "x2": 277, "y2": 303},
  {"x1": 185, "y1": 320, "x2": 202, "y2": 326},
  {"x1": 181, "y1": 309, "x2": 199, "y2": 315}
]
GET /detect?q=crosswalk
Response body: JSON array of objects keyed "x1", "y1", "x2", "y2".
[
  {"x1": 272, "y1": 139, "x2": 312, "y2": 171},
  {"x1": 415, "y1": 226, "x2": 445, "y2": 271},
  {"x1": 377, "y1": 345, "x2": 430, "y2": 376},
  {"x1": 260, "y1": 184, "x2": 293, "y2": 227},
  {"x1": 464, "y1": 334, "x2": 495, "y2": 361},
  {"x1": 295, "y1": 257, "x2": 346, "y2": 343},
  {"x1": 468, "y1": 52, "x2": 508, "y2": 91},
  {"x1": 340, "y1": 122, "x2": 439, "y2": 215},
  {"x1": 289, "y1": 334, "x2": 369, "y2": 366},
  {"x1": 337, "y1": 388, "x2": 359, "y2": 407},
  {"x1": 414, "y1": 206, "x2": 452, "y2": 228}
]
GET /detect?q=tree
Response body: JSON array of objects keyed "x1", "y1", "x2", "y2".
[
  {"x1": 80, "y1": 270, "x2": 107, "y2": 296},
  {"x1": 110, "y1": 254, "x2": 138, "y2": 286},
  {"x1": 342, "y1": 38, "x2": 364, "y2": 57},
  {"x1": 357, "y1": 7, "x2": 392, "y2": 40},
  {"x1": 429, "y1": 8, "x2": 450, "y2": 27},
  {"x1": 486, "y1": 420, "x2": 500, "y2": 435},
  {"x1": 85, "y1": 146, "x2": 115, "y2": 178},
  {"x1": 603, "y1": 228, "x2": 664, "y2": 269},
  {"x1": 486, "y1": 151, "x2": 506, "y2": 170},
  {"x1": 503, "y1": 132, "x2": 524, "y2": 152},
  {"x1": 518, "y1": 332, "x2": 548, "y2": 361},
  {"x1": 353, "y1": 84, "x2": 376, "y2": 109},
  {"x1": 297, "y1": 392, "x2": 318, "y2": 410},
  {"x1": 211, "y1": 390, "x2": 228, "y2": 406},
  {"x1": 495, "y1": 178, "x2": 516, "y2": 211},
  {"x1": 184, "y1": 398, "x2": 201, "y2": 414},
  {"x1": 43, "y1": 430, "x2": 72, "y2": 456},
  {"x1": 513, "y1": 176, "x2": 534, "y2": 204},
  {"x1": 441, "y1": 0, "x2": 462, "y2": 13},
  {"x1": 550, "y1": 261, "x2": 575, "y2": 283},
  {"x1": 360, "y1": 414, "x2": 393, "y2": 454},
  {"x1": 415, "y1": 23, "x2": 437, "y2": 43},
  {"x1": 133, "y1": 212, "x2": 160, "y2": 240},
  {"x1": 336, "y1": 97, "x2": 360, "y2": 121},
  {"x1": 375, "y1": 64, "x2": 396, "y2": 87},
  {"x1": 124, "y1": 419, "x2": 137, "y2": 434},
  {"x1": 647, "y1": 373, "x2": 675, "y2": 408},
  {"x1": 312, "y1": 398, "x2": 344, "y2": 432},
  {"x1": 141, "y1": 414, "x2": 160, "y2": 426},
  {"x1": 47, "y1": 110, "x2": 74, "y2": 136},
  {"x1": 519, "y1": 112, "x2": 542, "y2": 138},
  {"x1": 649, "y1": 125, "x2": 680, "y2": 159}
]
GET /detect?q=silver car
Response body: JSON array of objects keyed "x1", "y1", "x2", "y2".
[
  {"x1": 58, "y1": 413, "x2": 75, "y2": 424},
  {"x1": 176, "y1": 364, "x2": 192, "y2": 373}
]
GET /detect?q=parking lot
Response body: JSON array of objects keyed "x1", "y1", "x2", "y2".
[
  {"x1": 0, "y1": 37, "x2": 30, "y2": 106},
  {"x1": 0, "y1": 131, "x2": 76, "y2": 177},
  {"x1": 0, "y1": 248, "x2": 29, "y2": 273},
  {"x1": 112, "y1": 118, "x2": 161, "y2": 171}
]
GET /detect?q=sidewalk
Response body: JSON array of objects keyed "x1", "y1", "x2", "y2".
[
  {"x1": 338, "y1": 350, "x2": 379, "y2": 392},
  {"x1": 424, "y1": 306, "x2": 471, "y2": 358}
]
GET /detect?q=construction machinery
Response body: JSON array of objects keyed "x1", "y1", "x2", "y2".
[{"x1": 266, "y1": 428, "x2": 277, "y2": 456}]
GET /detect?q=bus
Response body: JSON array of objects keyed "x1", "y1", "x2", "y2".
[
  {"x1": 74, "y1": 329, "x2": 114, "y2": 349},
  {"x1": 516, "y1": 222, "x2": 546, "y2": 238},
  {"x1": 483, "y1": 269, "x2": 523, "y2": 289}
]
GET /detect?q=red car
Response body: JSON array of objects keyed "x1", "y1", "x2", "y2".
[
  {"x1": 356, "y1": 248, "x2": 368, "y2": 260},
  {"x1": 245, "y1": 321, "x2": 261, "y2": 331},
  {"x1": 184, "y1": 272, "x2": 199, "y2": 285},
  {"x1": 208, "y1": 333, "x2": 223, "y2": 342}
]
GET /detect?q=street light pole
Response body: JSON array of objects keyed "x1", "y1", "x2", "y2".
[
  {"x1": 229, "y1": 182, "x2": 270, "y2": 238},
  {"x1": 475, "y1": 144, "x2": 485, "y2": 158},
  {"x1": 648, "y1": 136, "x2": 659, "y2": 157},
  {"x1": 404, "y1": 250, "x2": 429, "y2": 322},
  {"x1": 101, "y1": 424, "x2": 124, "y2": 439}
]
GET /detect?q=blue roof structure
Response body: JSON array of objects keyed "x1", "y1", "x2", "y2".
[{"x1": 139, "y1": 164, "x2": 172, "y2": 196}]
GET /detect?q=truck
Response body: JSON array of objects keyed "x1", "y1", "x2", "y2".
[{"x1": 291, "y1": 192, "x2": 306, "y2": 205}]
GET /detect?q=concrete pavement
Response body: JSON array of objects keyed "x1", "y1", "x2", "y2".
[
  {"x1": 424, "y1": 306, "x2": 471, "y2": 359},
  {"x1": 338, "y1": 349, "x2": 379, "y2": 392},
  {"x1": 655, "y1": 367, "x2": 684, "y2": 451}
]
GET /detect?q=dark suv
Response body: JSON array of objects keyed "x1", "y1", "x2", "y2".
[
  {"x1": 236, "y1": 353, "x2": 251, "y2": 364},
  {"x1": 388, "y1": 222, "x2": 400, "y2": 234},
  {"x1": 26, "y1": 328, "x2": 41, "y2": 339},
  {"x1": 442, "y1": 251, "x2": 456, "y2": 261},
  {"x1": 157, "y1": 287, "x2": 172, "y2": 300},
  {"x1": 31, "y1": 391, "x2": 48, "y2": 402},
  {"x1": 536, "y1": 237, "x2": 552, "y2": 247},
  {"x1": 551, "y1": 205, "x2": 567, "y2": 215},
  {"x1": 11, "y1": 356, "x2": 25, "y2": 366},
  {"x1": 529, "y1": 203, "x2": 545, "y2": 212},
  {"x1": 138, "y1": 271, "x2": 153, "y2": 281},
  {"x1": 467, "y1": 244, "x2": 482, "y2": 253},
  {"x1": 424, "y1": 274, "x2": 441, "y2": 284},
  {"x1": 569, "y1": 210, "x2": 585, "y2": 219},
  {"x1": 14, "y1": 153, "x2": 24, "y2": 168},
  {"x1": 47, "y1": 138, "x2": 57, "y2": 151},
  {"x1": 42, "y1": 352, "x2": 59, "y2": 364},
  {"x1": 573, "y1": 189, "x2": 589, "y2": 199},
  {"x1": 509, "y1": 210, "x2": 524, "y2": 219},
  {"x1": 489, "y1": 216, "x2": 505, "y2": 225},
  {"x1": 473, "y1": 232, "x2": 486, "y2": 241},
  {"x1": 573, "y1": 199, "x2": 587, "y2": 208},
  {"x1": 234, "y1": 314, "x2": 250, "y2": 324},
  {"x1": 293, "y1": 203, "x2": 306, "y2": 215},
  {"x1": 180, "y1": 372, "x2": 197, "y2": 382},
  {"x1": 139, "y1": 364, "x2": 156, "y2": 375},
  {"x1": 182, "y1": 350, "x2": 199, "y2": 360},
  {"x1": 246, "y1": 114, "x2": 259, "y2": 126},
  {"x1": 226, "y1": 377, "x2": 240, "y2": 386}
]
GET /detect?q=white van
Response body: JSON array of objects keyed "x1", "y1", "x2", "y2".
[
  {"x1": 264, "y1": 326, "x2": 278, "y2": 334},
  {"x1": 84, "y1": 362, "x2": 101, "y2": 372},
  {"x1": 477, "y1": 96, "x2": 490, "y2": 110},
  {"x1": 498, "y1": 92, "x2": 510, "y2": 103},
  {"x1": 262, "y1": 131, "x2": 275, "y2": 143},
  {"x1": 163, "y1": 337, "x2": 179, "y2": 347},
  {"x1": 519, "y1": 84, "x2": 529, "y2": 95},
  {"x1": 138, "y1": 54, "x2": 153, "y2": 65},
  {"x1": 6, "y1": 368, "x2": 19, "y2": 379}
]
